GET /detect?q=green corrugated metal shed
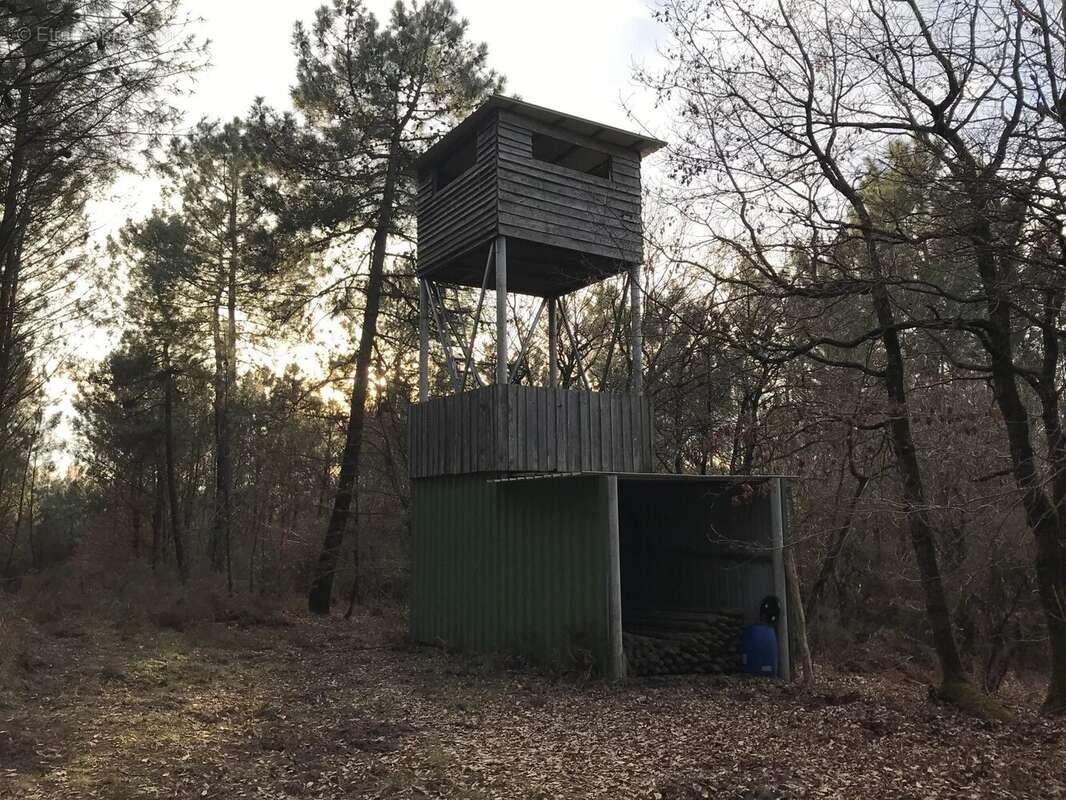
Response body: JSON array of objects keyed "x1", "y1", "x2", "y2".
[
  {"x1": 411, "y1": 473, "x2": 618, "y2": 669},
  {"x1": 411, "y1": 472, "x2": 791, "y2": 679}
]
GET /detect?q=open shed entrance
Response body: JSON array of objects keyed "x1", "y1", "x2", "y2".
[{"x1": 617, "y1": 476, "x2": 789, "y2": 677}]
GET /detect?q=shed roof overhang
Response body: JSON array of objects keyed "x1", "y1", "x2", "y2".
[
  {"x1": 416, "y1": 94, "x2": 667, "y2": 172},
  {"x1": 488, "y1": 472, "x2": 797, "y2": 484}
]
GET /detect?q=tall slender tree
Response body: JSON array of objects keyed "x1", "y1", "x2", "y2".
[
  {"x1": 0, "y1": 0, "x2": 202, "y2": 451},
  {"x1": 255, "y1": 0, "x2": 501, "y2": 615},
  {"x1": 156, "y1": 120, "x2": 274, "y2": 589},
  {"x1": 110, "y1": 213, "x2": 200, "y2": 581},
  {"x1": 643, "y1": 2, "x2": 1007, "y2": 712}
]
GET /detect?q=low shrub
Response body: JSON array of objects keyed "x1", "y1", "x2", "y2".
[
  {"x1": 150, "y1": 582, "x2": 289, "y2": 631},
  {"x1": 12, "y1": 556, "x2": 290, "y2": 638},
  {"x1": 17, "y1": 556, "x2": 162, "y2": 630},
  {"x1": 0, "y1": 602, "x2": 46, "y2": 692}
]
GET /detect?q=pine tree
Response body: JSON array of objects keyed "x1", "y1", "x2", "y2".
[{"x1": 255, "y1": 0, "x2": 502, "y2": 614}]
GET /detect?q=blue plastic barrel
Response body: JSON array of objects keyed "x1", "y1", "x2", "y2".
[{"x1": 741, "y1": 623, "x2": 778, "y2": 677}]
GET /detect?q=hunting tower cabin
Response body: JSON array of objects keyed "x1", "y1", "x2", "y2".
[
  {"x1": 416, "y1": 95, "x2": 652, "y2": 297},
  {"x1": 409, "y1": 96, "x2": 792, "y2": 682}
]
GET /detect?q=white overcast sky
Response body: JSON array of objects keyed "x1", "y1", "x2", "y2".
[
  {"x1": 179, "y1": 0, "x2": 666, "y2": 130},
  {"x1": 94, "y1": 0, "x2": 670, "y2": 245}
]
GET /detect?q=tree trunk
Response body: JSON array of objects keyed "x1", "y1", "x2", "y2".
[
  {"x1": 162, "y1": 351, "x2": 187, "y2": 582},
  {"x1": 24, "y1": 448, "x2": 37, "y2": 571},
  {"x1": 3, "y1": 441, "x2": 31, "y2": 579},
  {"x1": 317, "y1": 426, "x2": 334, "y2": 519},
  {"x1": 869, "y1": 280, "x2": 969, "y2": 687},
  {"x1": 151, "y1": 462, "x2": 164, "y2": 571},
  {"x1": 248, "y1": 459, "x2": 264, "y2": 593},
  {"x1": 222, "y1": 166, "x2": 239, "y2": 593},
  {"x1": 0, "y1": 62, "x2": 31, "y2": 340},
  {"x1": 0, "y1": 231, "x2": 24, "y2": 445},
  {"x1": 130, "y1": 461, "x2": 144, "y2": 556},
  {"x1": 308, "y1": 146, "x2": 401, "y2": 615},
  {"x1": 130, "y1": 498, "x2": 142, "y2": 557},
  {"x1": 988, "y1": 366, "x2": 1066, "y2": 713},
  {"x1": 983, "y1": 619, "x2": 1020, "y2": 695},
  {"x1": 807, "y1": 472, "x2": 869, "y2": 617},
  {"x1": 730, "y1": 379, "x2": 762, "y2": 475},
  {"x1": 0, "y1": 59, "x2": 33, "y2": 469},
  {"x1": 971, "y1": 236, "x2": 1066, "y2": 714},
  {"x1": 343, "y1": 536, "x2": 362, "y2": 620},
  {"x1": 210, "y1": 272, "x2": 233, "y2": 589},
  {"x1": 785, "y1": 544, "x2": 815, "y2": 685},
  {"x1": 182, "y1": 434, "x2": 203, "y2": 545}
]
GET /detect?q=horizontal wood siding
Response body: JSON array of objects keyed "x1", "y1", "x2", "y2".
[
  {"x1": 409, "y1": 386, "x2": 654, "y2": 478},
  {"x1": 417, "y1": 119, "x2": 498, "y2": 272},
  {"x1": 496, "y1": 111, "x2": 643, "y2": 264},
  {"x1": 417, "y1": 110, "x2": 647, "y2": 282}
]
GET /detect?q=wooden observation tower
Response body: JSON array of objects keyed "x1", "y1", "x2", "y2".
[
  {"x1": 410, "y1": 96, "x2": 666, "y2": 477},
  {"x1": 408, "y1": 99, "x2": 792, "y2": 682}
]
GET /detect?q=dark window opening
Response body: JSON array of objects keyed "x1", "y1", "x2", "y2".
[
  {"x1": 532, "y1": 132, "x2": 612, "y2": 179},
  {"x1": 435, "y1": 135, "x2": 478, "y2": 191}
]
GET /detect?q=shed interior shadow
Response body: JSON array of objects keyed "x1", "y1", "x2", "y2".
[{"x1": 617, "y1": 479, "x2": 775, "y2": 625}]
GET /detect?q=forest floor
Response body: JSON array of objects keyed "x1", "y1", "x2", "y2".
[{"x1": 1, "y1": 605, "x2": 1064, "y2": 800}]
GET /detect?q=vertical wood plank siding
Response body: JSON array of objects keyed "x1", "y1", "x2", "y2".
[{"x1": 408, "y1": 386, "x2": 655, "y2": 478}]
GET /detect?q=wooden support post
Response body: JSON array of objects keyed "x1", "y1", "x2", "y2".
[
  {"x1": 606, "y1": 475, "x2": 626, "y2": 681},
  {"x1": 547, "y1": 298, "x2": 559, "y2": 388},
  {"x1": 418, "y1": 279, "x2": 429, "y2": 402},
  {"x1": 495, "y1": 236, "x2": 508, "y2": 385},
  {"x1": 771, "y1": 477, "x2": 792, "y2": 681},
  {"x1": 629, "y1": 263, "x2": 643, "y2": 395}
]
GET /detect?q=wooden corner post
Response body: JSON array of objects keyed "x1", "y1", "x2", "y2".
[
  {"x1": 630, "y1": 263, "x2": 643, "y2": 395},
  {"x1": 606, "y1": 475, "x2": 626, "y2": 681},
  {"x1": 771, "y1": 477, "x2": 792, "y2": 681},
  {"x1": 495, "y1": 236, "x2": 508, "y2": 386},
  {"x1": 547, "y1": 298, "x2": 559, "y2": 389},
  {"x1": 418, "y1": 278, "x2": 429, "y2": 402}
]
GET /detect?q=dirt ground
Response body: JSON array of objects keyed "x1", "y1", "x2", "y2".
[{"x1": 1, "y1": 608, "x2": 1064, "y2": 800}]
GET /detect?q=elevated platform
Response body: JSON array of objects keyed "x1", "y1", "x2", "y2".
[{"x1": 408, "y1": 385, "x2": 654, "y2": 479}]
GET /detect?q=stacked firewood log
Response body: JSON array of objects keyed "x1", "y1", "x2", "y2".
[{"x1": 622, "y1": 609, "x2": 744, "y2": 676}]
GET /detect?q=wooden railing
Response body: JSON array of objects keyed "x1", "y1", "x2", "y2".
[{"x1": 408, "y1": 385, "x2": 654, "y2": 479}]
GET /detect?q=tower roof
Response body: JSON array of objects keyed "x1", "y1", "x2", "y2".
[{"x1": 416, "y1": 95, "x2": 666, "y2": 172}]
